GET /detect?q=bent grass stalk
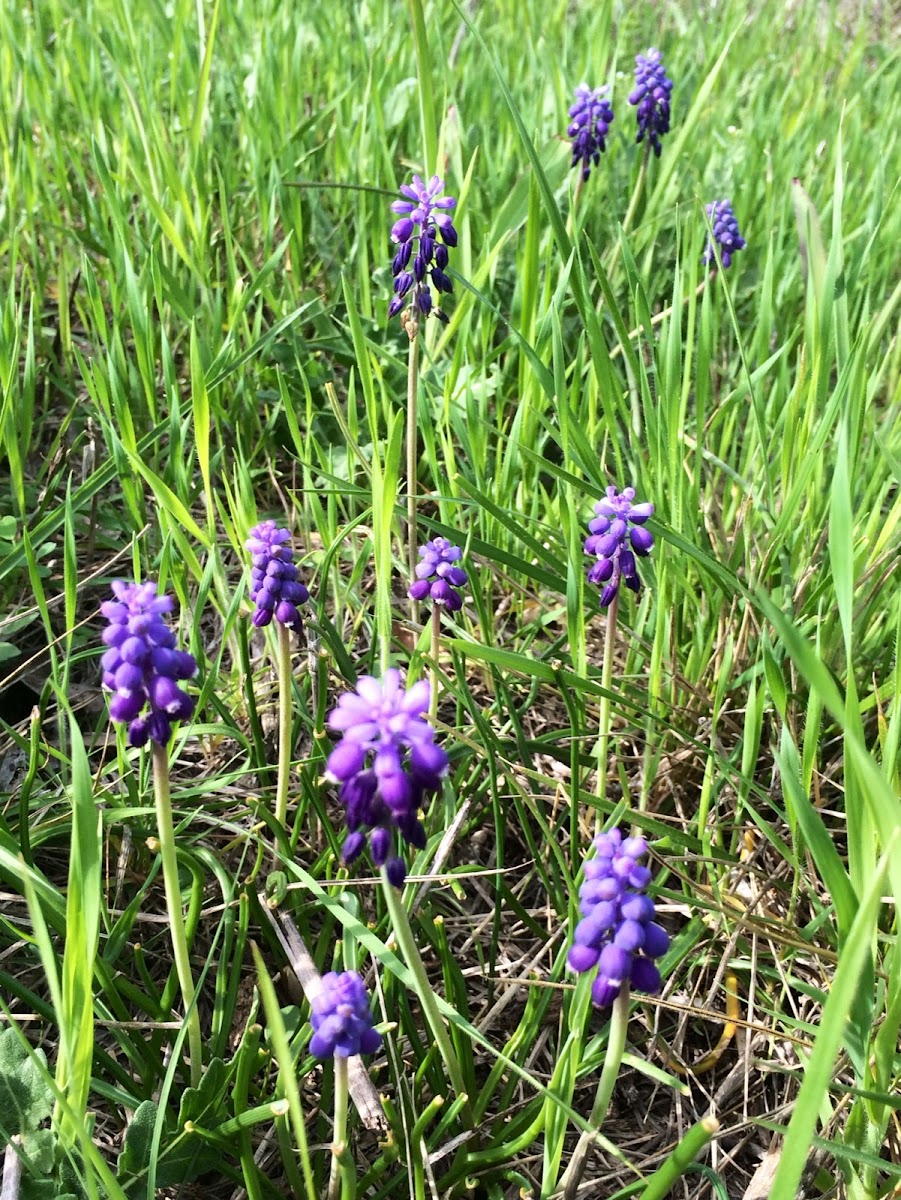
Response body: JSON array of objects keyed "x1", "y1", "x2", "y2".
[
  {"x1": 380, "y1": 866, "x2": 473, "y2": 1127},
  {"x1": 151, "y1": 742, "x2": 202, "y2": 1087}
]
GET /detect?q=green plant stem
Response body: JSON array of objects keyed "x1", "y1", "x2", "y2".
[
  {"x1": 328, "y1": 1055, "x2": 349, "y2": 1200},
  {"x1": 638, "y1": 1116, "x2": 719, "y2": 1200},
  {"x1": 619, "y1": 144, "x2": 649, "y2": 239},
  {"x1": 380, "y1": 868, "x2": 473, "y2": 1126},
  {"x1": 275, "y1": 621, "x2": 293, "y2": 830},
  {"x1": 151, "y1": 742, "x2": 202, "y2": 1087},
  {"x1": 430, "y1": 603, "x2": 440, "y2": 721},
  {"x1": 407, "y1": 331, "x2": 421, "y2": 621},
  {"x1": 560, "y1": 988, "x2": 630, "y2": 1200},
  {"x1": 595, "y1": 592, "x2": 619, "y2": 829}
]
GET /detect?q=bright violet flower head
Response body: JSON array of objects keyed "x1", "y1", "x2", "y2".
[
  {"x1": 326, "y1": 669, "x2": 448, "y2": 886},
  {"x1": 245, "y1": 521, "x2": 309, "y2": 630},
  {"x1": 100, "y1": 581, "x2": 197, "y2": 748},
  {"x1": 628, "y1": 49, "x2": 673, "y2": 157},
  {"x1": 388, "y1": 174, "x2": 458, "y2": 326},
  {"x1": 309, "y1": 971, "x2": 382, "y2": 1059},
  {"x1": 568, "y1": 84, "x2": 615, "y2": 181},
  {"x1": 702, "y1": 199, "x2": 746, "y2": 270},
  {"x1": 408, "y1": 537, "x2": 468, "y2": 612},
  {"x1": 568, "y1": 828, "x2": 669, "y2": 1008},
  {"x1": 584, "y1": 486, "x2": 654, "y2": 607}
]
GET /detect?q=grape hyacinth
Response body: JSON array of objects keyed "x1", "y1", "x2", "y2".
[
  {"x1": 326, "y1": 669, "x2": 448, "y2": 886},
  {"x1": 568, "y1": 828, "x2": 669, "y2": 1008},
  {"x1": 567, "y1": 84, "x2": 615, "y2": 181},
  {"x1": 100, "y1": 581, "x2": 197, "y2": 748},
  {"x1": 408, "y1": 537, "x2": 468, "y2": 611},
  {"x1": 628, "y1": 49, "x2": 673, "y2": 157},
  {"x1": 309, "y1": 972, "x2": 383, "y2": 1059},
  {"x1": 388, "y1": 174, "x2": 458, "y2": 325},
  {"x1": 584, "y1": 486, "x2": 654, "y2": 607},
  {"x1": 702, "y1": 199, "x2": 747, "y2": 270},
  {"x1": 245, "y1": 520, "x2": 310, "y2": 630}
]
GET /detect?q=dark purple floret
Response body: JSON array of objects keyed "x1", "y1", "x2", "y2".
[
  {"x1": 389, "y1": 174, "x2": 457, "y2": 326},
  {"x1": 309, "y1": 971, "x2": 382, "y2": 1059},
  {"x1": 628, "y1": 49, "x2": 673, "y2": 157},
  {"x1": 568, "y1": 828, "x2": 668, "y2": 1008},
  {"x1": 568, "y1": 84, "x2": 615, "y2": 181},
  {"x1": 326, "y1": 669, "x2": 447, "y2": 886},
  {"x1": 702, "y1": 199, "x2": 746, "y2": 270},
  {"x1": 584, "y1": 486, "x2": 654, "y2": 607},
  {"x1": 100, "y1": 581, "x2": 197, "y2": 748},
  {"x1": 245, "y1": 521, "x2": 310, "y2": 630},
  {"x1": 407, "y1": 536, "x2": 468, "y2": 612}
]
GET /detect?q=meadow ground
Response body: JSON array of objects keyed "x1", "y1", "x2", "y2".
[{"x1": 0, "y1": 1, "x2": 900, "y2": 1197}]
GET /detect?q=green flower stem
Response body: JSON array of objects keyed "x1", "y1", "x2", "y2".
[
  {"x1": 606, "y1": 143, "x2": 650, "y2": 274},
  {"x1": 429, "y1": 603, "x2": 440, "y2": 721},
  {"x1": 327, "y1": 1055, "x2": 350, "y2": 1200},
  {"x1": 151, "y1": 742, "x2": 202, "y2": 1088},
  {"x1": 406, "y1": 330, "x2": 421, "y2": 620},
  {"x1": 595, "y1": 592, "x2": 619, "y2": 829},
  {"x1": 380, "y1": 868, "x2": 473, "y2": 1126},
  {"x1": 638, "y1": 1116, "x2": 719, "y2": 1200},
  {"x1": 275, "y1": 621, "x2": 293, "y2": 830},
  {"x1": 560, "y1": 988, "x2": 631, "y2": 1200}
]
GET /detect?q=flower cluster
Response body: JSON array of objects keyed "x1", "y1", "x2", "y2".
[
  {"x1": 584, "y1": 486, "x2": 654, "y2": 607},
  {"x1": 326, "y1": 669, "x2": 448, "y2": 886},
  {"x1": 628, "y1": 49, "x2": 673, "y2": 157},
  {"x1": 568, "y1": 828, "x2": 669, "y2": 1008},
  {"x1": 408, "y1": 537, "x2": 468, "y2": 611},
  {"x1": 100, "y1": 581, "x2": 197, "y2": 747},
  {"x1": 568, "y1": 84, "x2": 615, "y2": 181},
  {"x1": 702, "y1": 199, "x2": 746, "y2": 270},
  {"x1": 389, "y1": 174, "x2": 458, "y2": 325},
  {"x1": 245, "y1": 521, "x2": 310, "y2": 630},
  {"x1": 309, "y1": 971, "x2": 382, "y2": 1060}
]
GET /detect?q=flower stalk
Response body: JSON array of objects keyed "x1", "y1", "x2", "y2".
[
  {"x1": 152, "y1": 742, "x2": 202, "y2": 1087},
  {"x1": 328, "y1": 1055, "x2": 350, "y2": 1200},
  {"x1": 275, "y1": 621, "x2": 293, "y2": 831},
  {"x1": 560, "y1": 989, "x2": 630, "y2": 1200},
  {"x1": 380, "y1": 868, "x2": 473, "y2": 1126}
]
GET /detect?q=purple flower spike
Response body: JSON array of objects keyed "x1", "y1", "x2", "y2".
[
  {"x1": 326, "y1": 669, "x2": 447, "y2": 885},
  {"x1": 389, "y1": 174, "x2": 458, "y2": 326},
  {"x1": 309, "y1": 971, "x2": 382, "y2": 1060},
  {"x1": 568, "y1": 84, "x2": 615, "y2": 181},
  {"x1": 584, "y1": 486, "x2": 654, "y2": 607},
  {"x1": 702, "y1": 200, "x2": 746, "y2": 270},
  {"x1": 569, "y1": 827, "x2": 668, "y2": 1008},
  {"x1": 408, "y1": 536, "x2": 468, "y2": 611},
  {"x1": 100, "y1": 581, "x2": 197, "y2": 748},
  {"x1": 245, "y1": 520, "x2": 310, "y2": 631},
  {"x1": 628, "y1": 49, "x2": 673, "y2": 157}
]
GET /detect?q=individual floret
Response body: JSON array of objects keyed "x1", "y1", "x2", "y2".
[
  {"x1": 100, "y1": 581, "x2": 197, "y2": 748},
  {"x1": 567, "y1": 84, "x2": 615, "y2": 181},
  {"x1": 326, "y1": 669, "x2": 448, "y2": 886},
  {"x1": 245, "y1": 520, "x2": 310, "y2": 630},
  {"x1": 407, "y1": 536, "x2": 468, "y2": 611},
  {"x1": 584, "y1": 486, "x2": 654, "y2": 607},
  {"x1": 568, "y1": 828, "x2": 669, "y2": 1008},
  {"x1": 309, "y1": 971, "x2": 382, "y2": 1059},
  {"x1": 702, "y1": 199, "x2": 746, "y2": 270},
  {"x1": 388, "y1": 174, "x2": 458, "y2": 325},
  {"x1": 628, "y1": 49, "x2": 673, "y2": 157}
]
